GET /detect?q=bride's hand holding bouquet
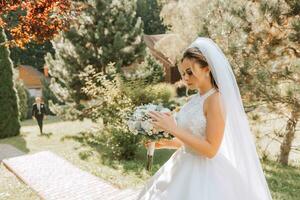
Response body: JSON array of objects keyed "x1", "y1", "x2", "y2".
[
  {"x1": 126, "y1": 103, "x2": 178, "y2": 170},
  {"x1": 147, "y1": 110, "x2": 178, "y2": 135}
]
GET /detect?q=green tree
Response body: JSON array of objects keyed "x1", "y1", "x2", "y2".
[
  {"x1": 81, "y1": 64, "x2": 140, "y2": 160},
  {"x1": 1, "y1": 4, "x2": 57, "y2": 71},
  {"x1": 161, "y1": 0, "x2": 300, "y2": 165},
  {"x1": 41, "y1": 77, "x2": 62, "y2": 115},
  {"x1": 0, "y1": 28, "x2": 20, "y2": 138},
  {"x1": 231, "y1": 0, "x2": 300, "y2": 165},
  {"x1": 46, "y1": 0, "x2": 145, "y2": 116},
  {"x1": 15, "y1": 79, "x2": 28, "y2": 121},
  {"x1": 9, "y1": 41, "x2": 54, "y2": 71},
  {"x1": 136, "y1": 0, "x2": 167, "y2": 34}
]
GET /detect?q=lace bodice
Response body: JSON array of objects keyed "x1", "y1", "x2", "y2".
[{"x1": 174, "y1": 88, "x2": 217, "y2": 154}]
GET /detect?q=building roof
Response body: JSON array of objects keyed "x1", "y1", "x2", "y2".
[
  {"x1": 143, "y1": 34, "x2": 187, "y2": 66},
  {"x1": 143, "y1": 34, "x2": 174, "y2": 67},
  {"x1": 17, "y1": 65, "x2": 45, "y2": 89}
]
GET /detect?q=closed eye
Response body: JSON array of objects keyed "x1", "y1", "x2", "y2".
[
  {"x1": 186, "y1": 68, "x2": 193, "y2": 76},
  {"x1": 179, "y1": 68, "x2": 193, "y2": 76}
]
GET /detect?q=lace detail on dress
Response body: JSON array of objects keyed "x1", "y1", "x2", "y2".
[{"x1": 174, "y1": 88, "x2": 217, "y2": 155}]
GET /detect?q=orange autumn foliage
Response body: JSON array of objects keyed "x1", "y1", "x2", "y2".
[{"x1": 0, "y1": 0, "x2": 72, "y2": 48}]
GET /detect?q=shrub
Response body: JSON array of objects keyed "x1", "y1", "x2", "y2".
[
  {"x1": 78, "y1": 64, "x2": 141, "y2": 160},
  {"x1": 26, "y1": 95, "x2": 35, "y2": 119},
  {"x1": 41, "y1": 77, "x2": 62, "y2": 115},
  {"x1": 144, "y1": 83, "x2": 176, "y2": 106},
  {"x1": 100, "y1": 125, "x2": 141, "y2": 160},
  {"x1": 15, "y1": 80, "x2": 28, "y2": 121},
  {"x1": 121, "y1": 51, "x2": 165, "y2": 85},
  {"x1": 124, "y1": 82, "x2": 176, "y2": 108}
]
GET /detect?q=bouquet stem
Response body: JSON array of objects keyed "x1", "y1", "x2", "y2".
[{"x1": 146, "y1": 141, "x2": 155, "y2": 171}]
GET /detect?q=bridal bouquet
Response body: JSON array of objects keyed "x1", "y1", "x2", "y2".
[
  {"x1": 127, "y1": 103, "x2": 176, "y2": 170},
  {"x1": 127, "y1": 104, "x2": 175, "y2": 140}
]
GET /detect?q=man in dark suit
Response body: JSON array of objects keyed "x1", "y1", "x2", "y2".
[{"x1": 32, "y1": 97, "x2": 47, "y2": 135}]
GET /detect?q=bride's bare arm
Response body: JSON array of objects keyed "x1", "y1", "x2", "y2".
[
  {"x1": 169, "y1": 93, "x2": 225, "y2": 158},
  {"x1": 148, "y1": 137, "x2": 183, "y2": 149},
  {"x1": 165, "y1": 137, "x2": 184, "y2": 149}
]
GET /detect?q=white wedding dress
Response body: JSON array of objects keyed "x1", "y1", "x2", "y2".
[{"x1": 136, "y1": 88, "x2": 261, "y2": 200}]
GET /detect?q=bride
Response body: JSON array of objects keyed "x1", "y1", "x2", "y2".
[{"x1": 136, "y1": 37, "x2": 273, "y2": 200}]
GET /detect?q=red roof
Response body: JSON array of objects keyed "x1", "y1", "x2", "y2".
[{"x1": 17, "y1": 65, "x2": 45, "y2": 89}]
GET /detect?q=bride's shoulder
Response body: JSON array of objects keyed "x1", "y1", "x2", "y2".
[
  {"x1": 204, "y1": 91, "x2": 223, "y2": 113},
  {"x1": 205, "y1": 91, "x2": 221, "y2": 104}
]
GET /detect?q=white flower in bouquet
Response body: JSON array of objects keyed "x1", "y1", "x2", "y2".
[
  {"x1": 126, "y1": 103, "x2": 175, "y2": 141},
  {"x1": 126, "y1": 103, "x2": 179, "y2": 171},
  {"x1": 160, "y1": 108, "x2": 171, "y2": 113},
  {"x1": 141, "y1": 120, "x2": 153, "y2": 135},
  {"x1": 163, "y1": 131, "x2": 170, "y2": 138},
  {"x1": 127, "y1": 120, "x2": 140, "y2": 135}
]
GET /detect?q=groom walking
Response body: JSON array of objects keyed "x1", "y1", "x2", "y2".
[{"x1": 32, "y1": 97, "x2": 47, "y2": 135}]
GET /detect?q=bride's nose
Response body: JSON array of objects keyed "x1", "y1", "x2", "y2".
[{"x1": 183, "y1": 74, "x2": 190, "y2": 82}]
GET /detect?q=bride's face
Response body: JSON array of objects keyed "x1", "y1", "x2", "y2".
[{"x1": 179, "y1": 58, "x2": 209, "y2": 90}]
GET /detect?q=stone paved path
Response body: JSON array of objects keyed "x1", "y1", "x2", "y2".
[
  {"x1": 0, "y1": 144, "x2": 25, "y2": 161},
  {"x1": 2, "y1": 151, "x2": 140, "y2": 200}
]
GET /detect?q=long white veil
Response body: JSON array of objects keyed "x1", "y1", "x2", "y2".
[{"x1": 189, "y1": 37, "x2": 272, "y2": 200}]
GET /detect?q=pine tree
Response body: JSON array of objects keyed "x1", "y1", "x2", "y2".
[
  {"x1": 9, "y1": 41, "x2": 54, "y2": 71},
  {"x1": 46, "y1": 0, "x2": 145, "y2": 117},
  {"x1": 136, "y1": 0, "x2": 167, "y2": 34},
  {"x1": 232, "y1": 0, "x2": 300, "y2": 165},
  {"x1": 0, "y1": 28, "x2": 20, "y2": 138},
  {"x1": 161, "y1": 0, "x2": 300, "y2": 165}
]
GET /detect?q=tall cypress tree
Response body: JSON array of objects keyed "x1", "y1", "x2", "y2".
[{"x1": 0, "y1": 28, "x2": 20, "y2": 138}]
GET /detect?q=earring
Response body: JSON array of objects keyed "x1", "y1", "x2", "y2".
[{"x1": 205, "y1": 73, "x2": 210, "y2": 78}]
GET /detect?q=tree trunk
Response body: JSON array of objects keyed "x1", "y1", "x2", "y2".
[{"x1": 279, "y1": 107, "x2": 299, "y2": 165}]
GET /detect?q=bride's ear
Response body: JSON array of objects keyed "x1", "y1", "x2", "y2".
[
  {"x1": 203, "y1": 66, "x2": 211, "y2": 78},
  {"x1": 203, "y1": 66, "x2": 210, "y2": 73}
]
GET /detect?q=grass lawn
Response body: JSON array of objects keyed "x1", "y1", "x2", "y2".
[{"x1": 0, "y1": 116, "x2": 299, "y2": 200}]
